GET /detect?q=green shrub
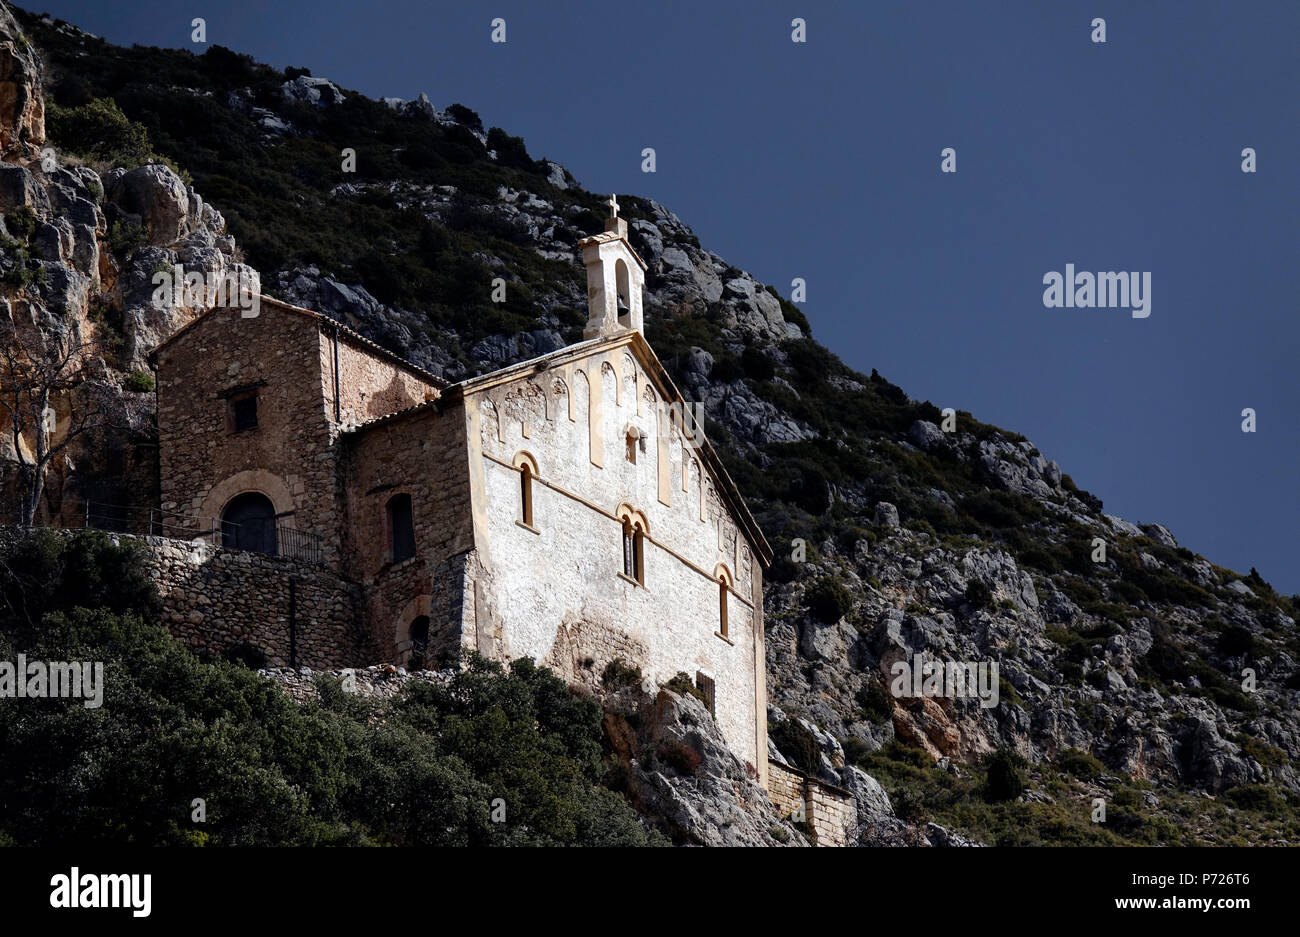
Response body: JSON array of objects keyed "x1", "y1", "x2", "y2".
[
  {"x1": 769, "y1": 717, "x2": 822, "y2": 775},
  {"x1": 965, "y1": 579, "x2": 992, "y2": 609},
  {"x1": 856, "y1": 679, "x2": 893, "y2": 724},
  {"x1": 5, "y1": 204, "x2": 37, "y2": 241},
  {"x1": 663, "y1": 671, "x2": 708, "y2": 706},
  {"x1": 983, "y1": 748, "x2": 1027, "y2": 802},
  {"x1": 601, "y1": 658, "x2": 642, "y2": 690},
  {"x1": 1221, "y1": 784, "x2": 1287, "y2": 816},
  {"x1": 806, "y1": 575, "x2": 853, "y2": 624},
  {"x1": 1056, "y1": 747, "x2": 1105, "y2": 779},
  {"x1": 107, "y1": 219, "x2": 147, "y2": 260},
  {"x1": 124, "y1": 369, "x2": 155, "y2": 393},
  {"x1": 1216, "y1": 625, "x2": 1256, "y2": 658},
  {"x1": 46, "y1": 97, "x2": 153, "y2": 165}
]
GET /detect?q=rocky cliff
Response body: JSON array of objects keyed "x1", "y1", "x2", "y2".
[{"x1": 3, "y1": 3, "x2": 1297, "y2": 845}]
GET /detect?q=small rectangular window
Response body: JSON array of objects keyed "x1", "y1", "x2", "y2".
[
  {"x1": 231, "y1": 395, "x2": 258, "y2": 432},
  {"x1": 388, "y1": 494, "x2": 415, "y2": 563},
  {"x1": 695, "y1": 672, "x2": 716, "y2": 716}
]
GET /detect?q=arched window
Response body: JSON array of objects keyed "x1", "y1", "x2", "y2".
[
  {"x1": 408, "y1": 615, "x2": 429, "y2": 668},
  {"x1": 618, "y1": 507, "x2": 647, "y2": 585},
  {"x1": 512, "y1": 452, "x2": 539, "y2": 529},
  {"x1": 388, "y1": 493, "x2": 415, "y2": 563},
  {"x1": 719, "y1": 580, "x2": 729, "y2": 637},
  {"x1": 716, "y1": 565, "x2": 732, "y2": 638},
  {"x1": 221, "y1": 492, "x2": 277, "y2": 555},
  {"x1": 520, "y1": 463, "x2": 534, "y2": 526},
  {"x1": 615, "y1": 258, "x2": 631, "y2": 327}
]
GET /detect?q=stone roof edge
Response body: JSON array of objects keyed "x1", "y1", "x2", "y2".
[
  {"x1": 145, "y1": 295, "x2": 448, "y2": 390},
  {"x1": 576, "y1": 230, "x2": 648, "y2": 271},
  {"x1": 444, "y1": 330, "x2": 773, "y2": 567}
]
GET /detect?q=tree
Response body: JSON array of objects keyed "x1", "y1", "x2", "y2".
[{"x1": 0, "y1": 319, "x2": 114, "y2": 525}]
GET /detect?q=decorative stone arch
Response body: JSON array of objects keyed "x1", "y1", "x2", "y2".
[
  {"x1": 572, "y1": 368, "x2": 592, "y2": 463},
  {"x1": 551, "y1": 376, "x2": 573, "y2": 422},
  {"x1": 199, "y1": 470, "x2": 297, "y2": 530},
  {"x1": 480, "y1": 397, "x2": 503, "y2": 443},
  {"x1": 601, "y1": 360, "x2": 618, "y2": 407},
  {"x1": 513, "y1": 450, "x2": 539, "y2": 526},
  {"x1": 502, "y1": 381, "x2": 546, "y2": 439},
  {"x1": 394, "y1": 594, "x2": 433, "y2": 662},
  {"x1": 615, "y1": 502, "x2": 650, "y2": 585},
  {"x1": 615, "y1": 502, "x2": 650, "y2": 534},
  {"x1": 714, "y1": 563, "x2": 733, "y2": 637},
  {"x1": 621, "y1": 352, "x2": 637, "y2": 411}
]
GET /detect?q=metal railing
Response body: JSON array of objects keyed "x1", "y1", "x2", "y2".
[{"x1": 82, "y1": 501, "x2": 327, "y2": 567}]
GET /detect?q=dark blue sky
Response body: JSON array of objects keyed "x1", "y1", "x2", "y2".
[{"x1": 27, "y1": 1, "x2": 1298, "y2": 592}]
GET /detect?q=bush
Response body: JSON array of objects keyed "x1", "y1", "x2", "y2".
[
  {"x1": 769, "y1": 717, "x2": 822, "y2": 775},
  {"x1": 663, "y1": 671, "x2": 707, "y2": 706},
  {"x1": 46, "y1": 97, "x2": 153, "y2": 165},
  {"x1": 0, "y1": 533, "x2": 664, "y2": 846},
  {"x1": 965, "y1": 579, "x2": 992, "y2": 609},
  {"x1": 741, "y1": 346, "x2": 776, "y2": 381},
  {"x1": 856, "y1": 679, "x2": 893, "y2": 724},
  {"x1": 655, "y1": 740, "x2": 702, "y2": 776},
  {"x1": 446, "y1": 103, "x2": 484, "y2": 134},
  {"x1": 806, "y1": 575, "x2": 853, "y2": 624},
  {"x1": 1221, "y1": 784, "x2": 1287, "y2": 816},
  {"x1": 5, "y1": 204, "x2": 37, "y2": 241},
  {"x1": 1056, "y1": 747, "x2": 1105, "y2": 779},
  {"x1": 601, "y1": 658, "x2": 642, "y2": 690},
  {"x1": 983, "y1": 748, "x2": 1027, "y2": 802},
  {"x1": 107, "y1": 220, "x2": 147, "y2": 260},
  {"x1": 1216, "y1": 625, "x2": 1256, "y2": 658},
  {"x1": 123, "y1": 369, "x2": 155, "y2": 392}
]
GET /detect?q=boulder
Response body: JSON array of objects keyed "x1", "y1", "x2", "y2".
[
  {"x1": 106, "y1": 164, "x2": 191, "y2": 246},
  {"x1": 0, "y1": 5, "x2": 44, "y2": 158},
  {"x1": 1141, "y1": 523, "x2": 1178, "y2": 548},
  {"x1": 909, "y1": 419, "x2": 945, "y2": 450}
]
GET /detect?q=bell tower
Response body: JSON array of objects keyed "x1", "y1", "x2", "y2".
[{"x1": 580, "y1": 194, "x2": 648, "y2": 339}]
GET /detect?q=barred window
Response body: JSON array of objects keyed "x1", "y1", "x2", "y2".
[{"x1": 695, "y1": 672, "x2": 716, "y2": 716}]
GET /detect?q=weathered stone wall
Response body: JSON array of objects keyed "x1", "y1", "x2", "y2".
[
  {"x1": 767, "y1": 760, "x2": 806, "y2": 818},
  {"x1": 319, "y1": 324, "x2": 440, "y2": 432},
  {"x1": 466, "y1": 337, "x2": 767, "y2": 776},
  {"x1": 146, "y1": 535, "x2": 365, "y2": 668},
  {"x1": 767, "y1": 760, "x2": 856, "y2": 847},
  {"x1": 155, "y1": 304, "x2": 338, "y2": 557},
  {"x1": 340, "y1": 402, "x2": 475, "y2": 663},
  {"x1": 808, "y1": 779, "x2": 856, "y2": 847}
]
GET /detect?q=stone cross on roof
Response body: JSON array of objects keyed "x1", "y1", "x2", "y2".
[{"x1": 607, "y1": 193, "x2": 619, "y2": 218}]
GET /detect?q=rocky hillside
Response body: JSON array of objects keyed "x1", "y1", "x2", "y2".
[{"x1": 4, "y1": 3, "x2": 1299, "y2": 845}]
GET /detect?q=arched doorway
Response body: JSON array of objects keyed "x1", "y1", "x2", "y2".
[
  {"x1": 408, "y1": 615, "x2": 430, "y2": 669},
  {"x1": 221, "y1": 492, "x2": 278, "y2": 555}
]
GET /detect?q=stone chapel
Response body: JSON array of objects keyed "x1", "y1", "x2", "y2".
[{"x1": 148, "y1": 199, "x2": 773, "y2": 777}]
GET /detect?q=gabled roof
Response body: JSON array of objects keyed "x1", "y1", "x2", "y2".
[
  {"x1": 146, "y1": 295, "x2": 448, "y2": 390},
  {"x1": 442, "y1": 330, "x2": 774, "y2": 567}
]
